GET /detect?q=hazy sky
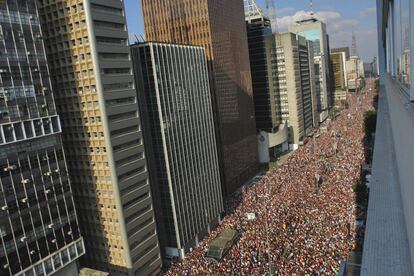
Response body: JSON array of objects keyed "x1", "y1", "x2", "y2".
[{"x1": 124, "y1": 0, "x2": 378, "y2": 62}]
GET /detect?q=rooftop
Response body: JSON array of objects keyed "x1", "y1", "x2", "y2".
[{"x1": 361, "y1": 75, "x2": 414, "y2": 275}]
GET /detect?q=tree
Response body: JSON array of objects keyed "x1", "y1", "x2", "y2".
[
  {"x1": 353, "y1": 180, "x2": 368, "y2": 205},
  {"x1": 375, "y1": 79, "x2": 379, "y2": 89},
  {"x1": 364, "y1": 111, "x2": 377, "y2": 143}
]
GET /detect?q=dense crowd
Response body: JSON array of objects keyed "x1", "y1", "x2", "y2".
[{"x1": 166, "y1": 80, "x2": 377, "y2": 275}]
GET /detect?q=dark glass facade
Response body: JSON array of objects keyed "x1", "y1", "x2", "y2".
[
  {"x1": 132, "y1": 43, "x2": 223, "y2": 260},
  {"x1": 298, "y1": 40, "x2": 316, "y2": 135},
  {"x1": 142, "y1": 0, "x2": 259, "y2": 197},
  {"x1": 384, "y1": 0, "x2": 411, "y2": 90},
  {"x1": 0, "y1": 1, "x2": 84, "y2": 275},
  {"x1": 246, "y1": 15, "x2": 279, "y2": 133}
]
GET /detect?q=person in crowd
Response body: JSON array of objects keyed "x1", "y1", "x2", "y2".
[{"x1": 166, "y1": 85, "x2": 376, "y2": 276}]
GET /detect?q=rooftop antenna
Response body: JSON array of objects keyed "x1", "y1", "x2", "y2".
[
  {"x1": 265, "y1": 0, "x2": 278, "y2": 33},
  {"x1": 244, "y1": 0, "x2": 266, "y2": 22},
  {"x1": 310, "y1": 0, "x2": 314, "y2": 17},
  {"x1": 351, "y1": 30, "x2": 358, "y2": 57},
  {"x1": 134, "y1": 34, "x2": 140, "y2": 44}
]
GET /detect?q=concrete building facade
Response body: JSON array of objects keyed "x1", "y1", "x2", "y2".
[
  {"x1": 332, "y1": 47, "x2": 350, "y2": 60},
  {"x1": 37, "y1": 1, "x2": 162, "y2": 275},
  {"x1": 0, "y1": 1, "x2": 84, "y2": 275},
  {"x1": 273, "y1": 32, "x2": 317, "y2": 148},
  {"x1": 131, "y1": 42, "x2": 223, "y2": 260},
  {"x1": 289, "y1": 18, "x2": 331, "y2": 122},
  {"x1": 346, "y1": 57, "x2": 365, "y2": 91},
  {"x1": 361, "y1": 0, "x2": 414, "y2": 275},
  {"x1": 330, "y1": 51, "x2": 348, "y2": 104},
  {"x1": 141, "y1": 0, "x2": 259, "y2": 197}
]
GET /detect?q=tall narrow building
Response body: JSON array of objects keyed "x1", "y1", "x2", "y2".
[
  {"x1": 245, "y1": 1, "x2": 279, "y2": 133},
  {"x1": 131, "y1": 42, "x2": 223, "y2": 260},
  {"x1": 330, "y1": 51, "x2": 348, "y2": 105},
  {"x1": 273, "y1": 32, "x2": 317, "y2": 148},
  {"x1": 332, "y1": 47, "x2": 350, "y2": 60},
  {"x1": 347, "y1": 56, "x2": 365, "y2": 91},
  {"x1": 141, "y1": 0, "x2": 259, "y2": 197},
  {"x1": 245, "y1": 0, "x2": 289, "y2": 163},
  {"x1": 300, "y1": 39, "x2": 319, "y2": 134},
  {"x1": 37, "y1": 1, "x2": 161, "y2": 275},
  {"x1": 289, "y1": 17, "x2": 331, "y2": 122},
  {"x1": 0, "y1": 1, "x2": 84, "y2": 275}
]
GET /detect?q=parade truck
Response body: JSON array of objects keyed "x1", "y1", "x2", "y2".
[
  {"x1": 348, "y1": 78, "x2": 357, "y2": 91},
  {"x1": 205, "y1": 229, "x2": 239, "y2": 262}
]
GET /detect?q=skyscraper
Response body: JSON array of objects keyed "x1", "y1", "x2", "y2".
[
  {"x1": 37, "y1": 1, "x2": 161, "y2": 275},
  {"x1": 131, "y1": 42, "x2": 223, "y2": 260},
  {"x1": 346, "y1": 56, "x2": 365, "y2": 91},
  {"x1": 245, "y1": 1, "x2": 278, "y2": 133},
  {"x1": 330, "y1": 52, "x2": 348, "y2": 104},
  {"x1": 245, "y1": 1, "x2": 289, "y2": 163},
  {"x1": 141, "y1": 0, "x2": 259, "y2": 197},
  {"x1": 289, "y1": 17, "x2": 331, "y2": 122},
  {"x1": 332, "y1": 47, "x2": 350, "y2": 61},
  {"x1": 273, "y1": 32, "x2": 317, "y2": 147},
  {"x1": 0, "y1": 1, "x2": 84, "y2": 275}
]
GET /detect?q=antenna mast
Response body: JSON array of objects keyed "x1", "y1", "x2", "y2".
[
  {"x1": 244, "y1": 0, "x2": 265, "y2": 22},
  {"x1": 351, "y1": 30, "x2": 358, "y2": 57},
  {"x1": 265, "y1": 0, "x2": 278, "y2": 33},
  {"x1": 310, "y1": 0, "x2": 314, "y2": 17}
]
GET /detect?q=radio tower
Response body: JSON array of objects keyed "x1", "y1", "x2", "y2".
[
  {"x1": 309, "y1": 0, "x2": 314, "y2": 17},
  {"x1": 244, "y1": 0, "x2": 265, "y2": 21},
  {"x1": 265, "y1": 0, "x2": 278, "y2": 33},
  {"x1": 351, "y1": 31, "x2": 358, "y2": 57}
]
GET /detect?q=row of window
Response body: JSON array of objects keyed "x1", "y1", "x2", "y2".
[
  {"x1": 0, "y1": 10, "x2": 40, "y2": 25},
  {"x1": 19, "y1": 240, "x2": 84, "y2": 276},
  {"x1": 0, "y1": 116, "x2": 60, "y2": 145}
]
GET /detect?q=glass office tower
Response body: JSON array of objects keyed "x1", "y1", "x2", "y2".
[
  {"x1": 245, "y1": 2, "x2": 279, "y2": 133},
  {"x1": 141, "y1": 0, "x2": 259, "y2": 197},
  {"x1": 0, "y1": 1, "x2": 84, "y2": 275},
  {"x1": 382, "y1": 0, "x2": 411, "y2": 91},
  {"x1": 131, "y1": 42, "x2": 223, "y2": 260},
  {"x1": 289, "y1": 18, "x2": 331, "y2": 122}
]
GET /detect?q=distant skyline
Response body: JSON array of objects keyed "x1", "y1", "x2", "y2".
[{"x1": 124, "y1": 0, "x2": 378, "y2": 62}]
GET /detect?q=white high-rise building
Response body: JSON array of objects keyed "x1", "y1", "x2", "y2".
[{"x1": 272, "y1": 32, "x2": 318, "y2": 148}]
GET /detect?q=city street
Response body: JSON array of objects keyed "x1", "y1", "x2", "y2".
[{"x1": 166, "y1": 80, "x2": 377, "y2": 275}]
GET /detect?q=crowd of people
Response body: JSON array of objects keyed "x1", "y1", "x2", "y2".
[{"x1": 166, "y1": 81, "x2": 377, "y2": 275}]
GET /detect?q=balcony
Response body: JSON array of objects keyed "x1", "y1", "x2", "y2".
[{"x1": 361, "y1": 75, "x2": 414, "y2": 275}]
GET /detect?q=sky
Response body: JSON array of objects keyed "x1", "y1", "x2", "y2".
[{"x1": 124, "y1": 0, "x2": 378, "y2": 62}]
